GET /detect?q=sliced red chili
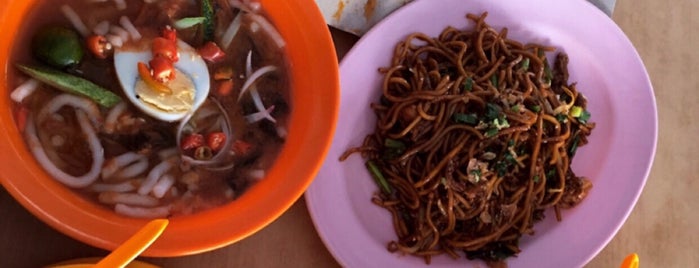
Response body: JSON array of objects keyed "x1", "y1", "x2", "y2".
[
  {"x1": 149, "y1": 56, "x2": 176, "y2": 83},
  {"x1": 181, "y1": 133, "x2": 205, "y2": 151},
  {"x1": 152, "y1": 37, "x2": 179, "y2": 62},
  {"x1": 137, "y1": 62, "x2": 173, "y2": 94},
  {"x1": 216, "y1": 80, "x2": 234, "y2": 96},
  {"x1": 232, "y1": 140, "x2": 252, "y2": 155},
  {"x1": 198, "y1": 41, "x2": 226, "y2": 63},
  {"x1": 86, "y1": 35, "x2": 111, "y2": 59},
  {"x1": 206, "y1": 132, "x2": 227, "y2": 152},
  {"x1": 162, "y1": 26, "x2": 177, "y2": 42}
]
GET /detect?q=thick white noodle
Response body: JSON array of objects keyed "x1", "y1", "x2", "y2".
[
  {"x1": 99, "y1": 192, "x2": 159, "y2": 207},
  {"x1": 61, "y1": 5, "x2": 90, "y2": 37},
  {"x1": 119, "y1": 16, "x2": 142, "y2": 41},
  {"x1": 220, "y1": 13, "x2": 242, "y2": 50},
  {"x1": 103, "y1": 102, "x2": 127, "y2": 134},
  {"x1": 152, "y1": 174, "x2": 175, "y2": 198},
  {"x1": 247, "y1": 13, "x2": 285, "y2": 48},
  {"x1": 138, "y1": 160, "x2": 172, "y2": 195},
  {"x1": 10, "y1": 79, "x2": 39, "y2": 103},
  {"x1": 91, "y1": 180, "x2": 138, "y2": 192},
  {"x1": 93, "y1": 20, "x2": 111, "y2": 36},
  {"x1": 115, "y1": 204, "x2": 170, "y2": 218},
  {"x1": 26, "y1": 111, "x2": 104, "y2": 188}
]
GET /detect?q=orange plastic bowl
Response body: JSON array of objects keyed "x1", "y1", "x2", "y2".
[{"x1": 0, "y1": 0, "x2": 338, "y2": 257}]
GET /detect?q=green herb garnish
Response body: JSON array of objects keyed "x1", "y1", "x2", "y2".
[
  {"x1": 454, "y1": 113, "x2": 478, "y2": 125},
  {"x1": 366, "y1": 160, "x2": 393, "y2": 195},
  {"x1": 174, "y1": 17, "x2": 206, "y2": 29},
  {"x1": 463, "y1": 77, "x2": 474, "y2": 92},
  {"x1": 578, "y1": 110, "x2": 592, "y2": 124}
]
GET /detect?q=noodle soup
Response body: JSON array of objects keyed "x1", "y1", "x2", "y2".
[{"x1": 8, "y1": 0, "x2": 290, "y2": 218}]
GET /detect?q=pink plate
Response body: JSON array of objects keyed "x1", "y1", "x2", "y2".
[{"x1": 305, "y1": 0, "x2": 657, "y2": 267}]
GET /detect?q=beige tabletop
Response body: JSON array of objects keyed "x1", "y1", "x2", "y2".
[{"x1": 1, "y1": 0, "x2": 697, "y2": 267}]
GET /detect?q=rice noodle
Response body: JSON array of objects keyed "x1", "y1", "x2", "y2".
[
  {"x1": 38, "y1": 94, "x2": 102, "y2": 127},
  {"x1": 25, "y1": 111, "x2": 104, "y2": 188},
  {"x1": 106, "y1": 34, "x2": 123, "y2": 48},
  {"x1": 11, "y1": 79, "x2": 39, "y2": 103},
  {"x1": 103, "y1": 102, "x2": 127, "y2": 134},
  {"x1": 152, "y1": 174, "x2": 175, "y2": 198},
  {"x1": 138, "y1": 160, "x2": 173, "y2": 195},
  {"x1": 157, "y1": 147, "x2": 178, "y2": 160},
  {"x1": 113, "y1": 0, "x2": 127, "y2": 10},
  {"x1": 93, "y1": 20, "x2": 111, "y2": 36},
  {"x1": 119, "y1": 16, "x2": 142, "y2": 41},
  {"x1": 101, "y1": 152, "x2": 147, "y2": 179},
  {"x1": 221, "y1": 12, "x2": 243, "y2": 50},
  {"x1": 247, "y1": 13, "x2": 285, "y2": 48},
  {"x1": 61, "y1": 5, "x2": 90, "y2": 37},
  {"x1": 115, "y1": 203, "x2": 170, "y2": 218},
  {"x1": 91, "y1": 180, "x2": 138, "y2": 192},
  {"x1": 99, "y1": 192, "x2": 159, "y2": 207},
  {"x1": 114, "y1": 158, "x2": 149, "y2": 179},
  {"x1": 110, "y1": 25, "x2": 130, "y2": 42}
]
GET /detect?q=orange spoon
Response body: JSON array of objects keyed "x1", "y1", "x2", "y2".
[
  {"x1": 49, "y1": 219, "x2": 168, "y2": 268},
  {"x1": 620, "y1": 253, "x2": 640, "y2": 268}
]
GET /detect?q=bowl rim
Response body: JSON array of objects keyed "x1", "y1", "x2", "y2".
[{"x1": 0, "y1": 0, "x2": 339, "y2": 257}]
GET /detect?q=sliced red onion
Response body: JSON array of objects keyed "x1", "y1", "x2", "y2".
[
  {"x1": 26, "y1": 111, "x2": 104, "y2": 188},
  {"x1": 99, "y1": 192, "x2": 159, "y2": 207},
  {"x1": 119, "y1": 16, "x2": 142, "y2": 41},
  {"x1": 113, "y1": 0, "x2": 127, "y2": 10},
  {"x1": 249, "y1": 88, "x2": 276, "y2": 123},
  {"x1": 115, "y1": 204, "x2": 170, "y2": 218},
  {"x1": 91, "y1": 180, "x2": 137, "y2": 192},
  {"x1": 93, "y1": 20, "x2": 111, "y2": 36},
  {"x1": 152, "y1": 174, "x2": 175, "y2": 198},
  {"x1": 138, "y1": 160, "x2": 173, "y2": 195},
  {"x1": 221, "y1": 12, "x2": 243, "y2": 50},
  {"x1": 247, "y1": 13, "x2": 285, "y2": 48},
  {"x1": 61, "y1": 5, "x2": 89, "y2": 37},
  {"x1": 238, "y1": 65, "x2": 276, "y2": 100},
  {"x1": 10, "y1": 79, "x2": 39, "y2": 103},
  {"x1": 244, "y1": 105, "x2": 274, "y2": 123},
  {"x1": 103, "y1": 102, "x2": 127, "y2": 134},
  {"x1": 110, "y1": 25, "x2": 130, "y2": 42},
  {"x1": 276, "y1": 125, "x2": 288, "y2": 139},
  {"x1": 229, "y1": 0, "x2": 253, "y2": 13}
]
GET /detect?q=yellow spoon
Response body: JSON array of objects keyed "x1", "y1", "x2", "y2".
[
  {"x1": 49, "y1": 219, "x2": 168, "y2": 268},
  {"x1": 620, "y1": 253, "x2": 640, "y2": 268}
]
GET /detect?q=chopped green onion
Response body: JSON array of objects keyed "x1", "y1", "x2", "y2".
[
  {"x1": 529, "y1": 105, "x2": 541, "y2": 113},
  {"x1": 508, "y1": 139, "x2": 515, "y2": 147},
  {"x1": 537, "y1": 49, "x2": 545, "y2": 58},
  {"x1": 174, "y1": 17, "x2": 206, "y2": 29},
  {"x1": 485, "y1": 127, "x2": 499, "y2": 138},
  {"x1": 555, "y1": 113, "x2": 567, "y2": 123},
  {"x1": 533, "y1": 175, "x2": 541, "y2": 183},
  {"x1": 454, "y1": 113, "x2": 478, "y2": 125},
  {"x1": 485, "y1": 103, "x2": 502, "y2": 121},
  {"x1": 490, "y1": 74, "x2": 499, "y2": 88},
  {"x1": 463, "y1": 77, "x2": 474, "y2": 92},
  {"x1": 366, "y1": 161, "x2": 393, "y2": 195},
  {"x1": 493, "y1": 117, "x2": 510, "y2": 130},
  {"x1": 578, "y1": 110, "x2": 592, "y2": 124},
  {"x1": 511, "y1": 105, "x2": 521, "y2": 113},
  {"x1": 569, "y1": 106, "x2": 583, "y2": 118},
  {"x1": 470, "y1": 169, "x2": 482, "y2": 176},
  {"x1": 546, "y1": 169, "x2": 557, "y2": 179},
  {"x1": 520, "y1": 58, "x2": 530, "y2": 71},
  {"x1": 569, "y1": 134, "x2": 581, "y2": 156},
  {"x1": 384, "y1": 138, "x2": 405, "y2": 150},
  {"x1": 543, "y1": 59, "x2": 553, "y2": 86}
]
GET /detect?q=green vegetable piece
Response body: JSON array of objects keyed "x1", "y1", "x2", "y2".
[
  {"x1": 366, "y1": 160, "x2": 393, "y2": 195},
  {"x1": 578, "y1": 110, "x2": 592, "y2": 124},
  {"x1": 543, "y1": 59, "x2": 553, "y2": 86},
  {"x1": 32, "y1": 26, "x2": 84, "y2": 68},
  {"x1": 555, "y1": 113, "x2": 567, "y2": 123},
  {"x1": 490, "y1": 74, "x2": 499, "y2": 88},
  {"x1": 569, "y1": 106, "x2": 583, "y2": 118},
  {"x1": 454, "y1": 113, "x2": 478, "y2": 125},
  {"x1": 16, "y1": 64, "x2": 121, "y2": 108},
  {"x1": 384, "y1": 138, "x2": 405, "y2": 150},
  {"x1": 463, "y1": 77, "x2": 474, "y2": 92},
  {"x1": 201, "y1": 0, "x2": 215, "y2": 42},
  {"x1": 533, "y1": 175, "x2": 540, "y2": 183},
  {"x1": 485, "y1": 127, "x2": 499, "y2": 138},
  {"x1": 174, "y1": 17, "x2": 206, "y2": 29},
  {"x1": 511, "y1": 105, "x2": 521, "y2": 113},
  {"x1": 521, "y1": 58, "x2": 530, "y2": 71},
  {"x1": 569, "y1": 134, "x2": 581, "y2": 156},
  {"x1": 530, "y1": 105, "x2": 541, "y2": 113},
  {"x1": 485, "y1": 103, "x2": 502, "y2": 121}
]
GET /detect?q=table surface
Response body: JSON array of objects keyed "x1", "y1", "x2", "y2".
[{"x1": 2, "y1": 0, "x2": 697, "y2": 267}]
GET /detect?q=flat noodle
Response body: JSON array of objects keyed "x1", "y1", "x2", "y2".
[{"x1": 342, "y1": 12, "x2": 595, "y2": 266}]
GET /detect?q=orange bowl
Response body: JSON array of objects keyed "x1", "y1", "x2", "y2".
[{"x1": 0, "y1": 0, "x2": 338, "y2": 257}]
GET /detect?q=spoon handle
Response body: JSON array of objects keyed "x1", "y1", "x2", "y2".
[{"x1": 94, "y1": 219, "x2": 169, "y2": 268}]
